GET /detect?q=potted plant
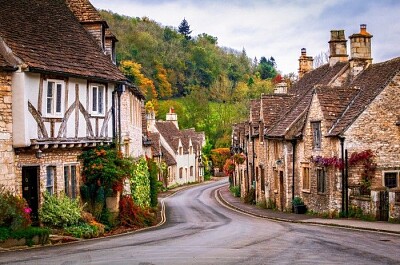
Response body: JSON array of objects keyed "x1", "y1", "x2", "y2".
[{"x1": 292, "y1": 196, "x2": 307, "y2": 214}]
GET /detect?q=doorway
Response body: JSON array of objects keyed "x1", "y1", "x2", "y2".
[
  {"x1": 279, "y1": 171, "x2": 284, "y2": 211},
  {"x1": 22, "y1": 166, "x2": 40, "y2": 223}
]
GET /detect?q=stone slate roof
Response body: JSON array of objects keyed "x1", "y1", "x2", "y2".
[
  {"x1": 261, "y1": 94, "x2": 293, "y2": 132},
  {"x1": 0, "y1": 53, "x2": 15, "y2": 71},
  {"x1": 65, "y1": 0, "x2": 104, "y2": 24},
  {"x1": 267, "y1": 62, "x2": 348, "y2": 138},
  {"x1": 148, "y1": 132, "x2": 161, "y2": 156},
  {"x1": 328, "y1": 57, "x2": 400, "y2": 136},
  {"x1": 155, "y1": 121, "x2": 181, "y2": 152},
  {"x1": 161, "y1": 146, "x2": 176, "y2": 166},
  {"x1": 182, "y1": 128, "x2": 205, "y2": 154},
  {"x1": 0, "y1": 0, "x2": 126, "y2": 82}
]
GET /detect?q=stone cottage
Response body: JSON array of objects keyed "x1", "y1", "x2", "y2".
[
  {"x1": 147, "y1": 108, "x2": 205, "y2": 187},
  {"x1": 232, "y1": 25, "x2": 400, "y2": 220},
  {"x1": 0, "y1": 0, "x2": 144, "y2": 219}
]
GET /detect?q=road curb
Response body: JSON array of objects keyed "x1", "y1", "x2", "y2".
[{"x1": 215, "y1": 187, "x2": 400, "y2": 236}]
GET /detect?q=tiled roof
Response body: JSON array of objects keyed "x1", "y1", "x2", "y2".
[
  {"x1": 148, "y1": 132, "x2": 161, "y2": 156},
  {"x1": 267, "y1": 62, "x2": 348, "y2": 138},
  {"x1": 261, "y1": 94, "x2": 293, "y2": 131},
  {"x1": 0, "y1": 0, "x2": 126, "y2": 82},
  {"x1": 0, "y1": 53, "x2": 15, "y2": 71},
  {"x1": 161, "y1": 146, "x2": 176, "y2": 166},
  {"x1": 182, "y1": 128, "x2": 205, "y2": 153},
  {"x1": 65, "y1": 0, "x2": 104, "y2": 23},
  {"x1": 155, "y1": 121, "x2": 181, "y2": 151},
  {"x1": 328, "y1": 57, "x2": 400, "y2": 135}
]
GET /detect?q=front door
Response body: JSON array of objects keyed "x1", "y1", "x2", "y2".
[
  {"x1": 22, "y1": 166, "x2": 40, "y2": 223},
  {"x1": 279, "y1": 171, "x2": 284, "y2": 211},
  {"x1": 377, "y1": 190, "x2": 389, "y2": 221}
]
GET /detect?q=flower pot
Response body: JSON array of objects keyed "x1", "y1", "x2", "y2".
[{"x1": 294, "y1": 205, "x2": 307, "y2": 214}]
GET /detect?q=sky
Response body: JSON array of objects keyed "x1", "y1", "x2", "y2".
[{"x1": 91, "y1": 0, "x2": 400, "y2": 75}]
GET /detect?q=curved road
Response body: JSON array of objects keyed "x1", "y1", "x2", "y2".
[{"x1": 1, "y1": 179, "x2": 399, "y2": 264}]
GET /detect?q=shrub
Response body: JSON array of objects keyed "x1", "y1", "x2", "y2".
[
  {"x1": 64, "y1": 223, "x2": 102, "y2": 239},
  {"x1": 292, "y1": 196, "x2": 304, "y2": 206},
  {"x1": 39, "y1": 192, "x2": 82, "y2": 227},
  {"x1": 243, "y1": 188, "x2": 255, "y2": 204},
  {"x1": 119, "y1": 195, "x2": 156, "y2": 228},
  {"x1": 147, "y1": 158, "x2": 159, "y2": 208},
  {"x1": 229, "y1": 185, "x2": 241, "y2": 197},
  {"x1": 0, "y1": 186, "x2": 31, "y2": 230},
  {"x1": 0, "y1": 227, "x2": 50, "y2": 246},
  {"x1": 130, "y1": 158, "x2": 151, "y2": 208}
]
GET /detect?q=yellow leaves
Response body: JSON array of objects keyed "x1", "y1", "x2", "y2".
[
  {"x1": 119, "y1": 60, "x2": 158, "y2": 99},
  {"x1": 155, "y1": 63, "x2": 172, "y2": 98}
]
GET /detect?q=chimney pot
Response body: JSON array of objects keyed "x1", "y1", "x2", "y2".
[
  {"x1": 360, "y1": 24, "x2": 367, "y2": 35},
  {"x1": 301, "y1": 48, "x2": 306, "y2": 55}
]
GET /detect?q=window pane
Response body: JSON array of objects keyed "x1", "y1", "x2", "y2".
[
  {"x1": 98, "y1": 86, "x2": 104, "y2": 114},
  {"x1": 71, "y1": 165, "x2": 76, "y2": 199},
  {"x1": 47, "y1": 82, "x2": 54, "y2": 97},
  {"x1": 56, "y1": 84, "x2": 62, "y2": 113},
  {"x1": 384, "y1": 173, "x2": 398, "y2": 188},
  {"x1": 47, "y1": 82, "x2": 54, "y2": 114},
  {"x1": 92, "y1": 86, "x2": 97, "y2": 112},
  {"x1": 46, "y1": 166, "x2": 54, "y2": 195},
  {"x1": 64, "y1": 166, "x2": 69, "y2": 196}
]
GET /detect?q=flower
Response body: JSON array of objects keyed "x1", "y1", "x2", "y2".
[{"x1": 24, "y1": 207, "x2": 32, "y2": 214}]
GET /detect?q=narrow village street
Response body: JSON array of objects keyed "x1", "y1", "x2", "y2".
[{"x1": 1, "y1": 179, "x2": 399, "y2": 265}]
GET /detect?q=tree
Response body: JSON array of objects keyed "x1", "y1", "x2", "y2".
[{"x1": 178, "y1": 18, "x2": 192, "y2": 40}]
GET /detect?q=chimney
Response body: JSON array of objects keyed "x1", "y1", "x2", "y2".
[
  {"x1": 329, "y1": 30, "x2": 348, "y2": 66},
  {"x1": 349, "y1": 24, "x2": 373, "y2": 77},
  {"x1": 274, "y1": 82, "x2": 288, "y2": 94},
  {"x1": 298, "y1": 48, "x2": 314, "y2": 79},
  {"x1": 146, "y1": 109, "x2": 156, "y2": 132},
  {"x1": 166, "y1": 107, "x2": 179, "y2": 129}
]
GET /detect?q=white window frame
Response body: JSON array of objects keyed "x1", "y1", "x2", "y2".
[
  {"x1": 383, "y1": 171, "x2": 399, "y2": 188},
  {"x1": 45, "y1": 79, "x2": 64, "y2": 117},
  {"x1": 90, "y1": 84, "x2": 106, "y2": 116}
]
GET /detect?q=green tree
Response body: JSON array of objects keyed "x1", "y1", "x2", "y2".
[{"x1": 178, "y1": 18, "x2": 192, "y2": 40}]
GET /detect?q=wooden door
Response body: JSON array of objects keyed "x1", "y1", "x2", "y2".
[{"x1": 22, "y1": 166, "x2": 39, "y2": 223}]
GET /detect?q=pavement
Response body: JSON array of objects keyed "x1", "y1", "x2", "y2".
[{"x1": 216, "y1": 184, "x2": 400, "y2": 235}]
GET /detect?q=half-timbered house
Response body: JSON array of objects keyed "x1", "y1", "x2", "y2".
[{"x1": 0, "y1": 0, "x2": 144, "y2": 219}]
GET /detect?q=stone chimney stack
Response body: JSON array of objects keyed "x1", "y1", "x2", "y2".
[
  {"x1": 146, "y1": 109, "x2": 156, "y2": 132},
  {"x1": 274, "y1": 82, "x2": 288, "y2": 94},
  {"x1": 349, "y1": 24, "x2": 373, "y2": 77},
  {"x1": 166, "y1": 107, "x2": 179, "y2": 129},
  {"x1": 329, "y1": 30, "x2": 348, "y2": 66},
  {"x1": 298, "y1": 48, "x2": 314, "y2": 79}
]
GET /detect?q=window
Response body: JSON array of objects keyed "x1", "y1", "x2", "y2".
[
  {"x1": 46, "y1": 166, "x2": 55, "y2": 195},
  {"x1": 317, "y1": 168, "x2": 326, "y2": 193},
  {"x1": 190, "y1": 166, "x2": 193, "y2": 177},
  {"x1": 91, "y1": 84, "x2": 105, "y2": 115},
  {"x1": 384, "y1": 172, "x2": 398, "y2": 188},
  {"x1": 311, "y1": 121, "x2": 322, "y2": 149},
  {"x1": 302, "y1": 165, "x2": 310, "y2": 191},
  {"x1": 274, "y1": 169, "x2": 278, "y2": 191},
  {"x1": 261, "y1": 167, "x2": 265, "y2": 192},
  {"x1": 189, "y1": 146, "x2": 193, "y2": 155},
  {"x1": 179, "y1": 146, "x2": 183, "y2": 155},
  {"x1": 64, "y1": 164, "x2": 78, "y2": 199},
  {"x1": 46, "y1": 80, "x2": 63, "y2": 116},
  {"x1": 179, "y1": 167, "x2": 183, "y2": 179}
]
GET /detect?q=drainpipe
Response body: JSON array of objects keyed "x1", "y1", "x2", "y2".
[
  {"x1": 291, "y1": 138, "x2": 297, "y2": 213},
  {"x1": 339, "y1": 136, "x2": 345, "y2": 215},
  {"x1": 345, "y1": 149, "x2": 349, "y2": 216}
]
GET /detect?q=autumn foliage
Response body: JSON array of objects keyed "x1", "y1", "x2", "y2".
[{"x1": 210, "y1": 148, "x2": 231, "y2": 171}]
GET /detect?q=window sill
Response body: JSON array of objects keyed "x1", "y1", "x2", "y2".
[
  {"x1": 302, "y1": 189, "x2": 311, "y2": 194},
  {"x1": 317, "y1": 192, "x2": 327, "y2": 196},
  {"x1": 90, "y1": 113, "x2": 106, "y2": 118}
]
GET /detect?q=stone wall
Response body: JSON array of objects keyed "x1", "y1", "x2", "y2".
[
  {"x1": 0, "y1": 72, "x2": 16, "y2": 192},
  {"x1": 15, "y1": 149, "x2": 82, "y2": 199}
]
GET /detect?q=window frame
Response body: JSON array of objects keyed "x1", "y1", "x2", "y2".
[
  {"x1": 311, "y1": 121, "x2": 322, "y2": 149},
  {"x1": 302, "y1": 164, "x2": 310, "y2": 192},
  {"x1": 383, "y1": 171, "x2": 399, "y2": 188},
  {"x1": 45, "y1": 79, "x2": 64, "y2": 117},
  {"x1": 46, "y1": 166, "x2": 55, "y2": 195},
  {"x1": 64, "y1": 163, "x2": 78, "y2": 199},
  {"x1": 317, "y1": 167, "x2": 326, "y2": 194},
  {"x1": 179, "y1": 167, "x2": 183, "y2": 179},
  {"x1": 90, "y1": 83, "x2": 106, "y2": 116}
]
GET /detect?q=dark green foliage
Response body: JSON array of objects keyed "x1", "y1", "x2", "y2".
[
  {"x1": 0, "y1": 226, "x2": 50, "y2": 246},
  {"x1": 243, "y1": 188, "x2": 256, "y2": 204},
  {"x1": 146, "y1": 158, "x2": 159, "y2": 208},
  {"x1": 64, "y1": 223, "x2": 99, "y2": 239},
  {"x1": 178, "y1": 18, "x2": 192, "y2": 40},
  {"x1": 229, "y1": 185, "x2": 241, "y2": 197}
]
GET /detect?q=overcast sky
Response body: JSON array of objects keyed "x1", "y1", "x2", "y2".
[{"x1": 91, "y1": 0, "x2": 400, "y2": 75}]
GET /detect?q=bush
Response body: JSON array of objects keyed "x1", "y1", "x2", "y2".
[
  {"x1": 0, "y1": 226, "x2": 50, "y2": 246},
  {"x1": 147, "y1": 158, "x2": 159, "y2": 208},
  {"x1": 292, "y1": 196, "x2": 304, "y2": 206},
  {"x1": 0, "y1": 186, "x2": 31, "y2": 230},
  {"x1": 243, "y1": 188, "x2": 255, "y2": 204},
  {"x1": 119, "y1": 195, "x2": 156, "y2": 228},
  {"x1": 229, "y1": 185, "x2": 241, "y2": 197},
  {"x1": 39, "y1": 192, "x2": 82, "y2": 227},
  {"x1": 64, "y1": 222, "x2": 103, "y2": 239}
]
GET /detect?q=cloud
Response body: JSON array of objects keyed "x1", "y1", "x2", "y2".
[{"x1": 92, "y1": 0, "x2": 400, "y2": 74}]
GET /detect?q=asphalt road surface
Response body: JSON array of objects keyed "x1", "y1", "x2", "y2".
[{"x1": 1, "y1": 179, "x2": 399, "y2": 265}]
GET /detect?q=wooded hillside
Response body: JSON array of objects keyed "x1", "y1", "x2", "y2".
[{"x1": 100, "y1": 10, "x2": 285, "y2": 147}]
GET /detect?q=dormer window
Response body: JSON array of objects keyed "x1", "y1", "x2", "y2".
[
  {"x1": 46, "y1": 79, "x2": 64, "y2": 116},
  {"x1": 90, "y1": 84, "x2": 105, "y2": 116}
]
